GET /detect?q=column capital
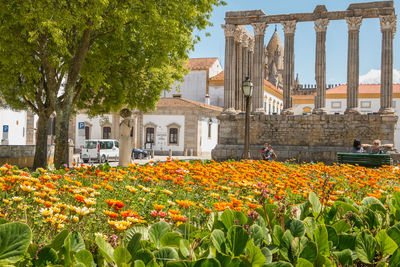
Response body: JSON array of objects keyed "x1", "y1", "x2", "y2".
[
  {"x1": 234, "y1": 27, "x2": 244, "y2": 43},
  {"x1": 346, "y1": 16, "x2": 362, "y2": 32},
  {"x1": 251, "y1": 22, "x2": 268, "y2": 36},
  {"x1": 314, "y1": 18, "x2": 329, "y2": 32},
  {"x1": 380, "y1": 14, "x2": 397, "y2": 35},
  {"x1": 281, "y1": 20, "x2": 297, "y2": 34},
  {"x1": 248, "y1": 38, "x2": 254, "y2": 52},
  {"x1": 242, "y1": 35, "x2": 251, "y2": 48},
  {"x1": 221, "y1": 24, "x2": 236, "y2": 37}
]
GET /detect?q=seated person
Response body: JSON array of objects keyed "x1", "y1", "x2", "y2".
[
  {"x1": 351, "y1": 139, "x2": 365, "y2": 153},
  {"x1": 261, "y1": 142, "x2": 269, "y2": 160},
  {"x1": 265, "y1": 145, "x2": 277, "y2": 162},
  {"x1": 362, "y1": 139, "x2": 393, "y2": 154}
]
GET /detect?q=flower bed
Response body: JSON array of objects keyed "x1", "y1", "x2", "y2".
[{"x1": 1, "y1": 160, "x2": 400, "y2": 266}]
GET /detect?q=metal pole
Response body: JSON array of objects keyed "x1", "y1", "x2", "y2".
[{"x1": 244, "y1": 95, "x2": 251, "y2": 159}]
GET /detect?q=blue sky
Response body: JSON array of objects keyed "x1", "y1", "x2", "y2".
[{"x1": 190, "y1": 0, "x2": 400, "y2": 85}]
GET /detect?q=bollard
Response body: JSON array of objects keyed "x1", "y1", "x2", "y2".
[
  {"x1": 184, "y1": 149, "x2": 188, "y2": 156},
  {"x1": 151, "y1": 149, "x2": 155, "y2": 158},
  {"x1": 68, "y1": 141, "x2": 74, "y2": 167},
  {"x1": 169, "y1": 149, "x2": 172, "y2": 157},
  {"x1": 189, "y1": 149, "x2": 193, "y2": 156}
]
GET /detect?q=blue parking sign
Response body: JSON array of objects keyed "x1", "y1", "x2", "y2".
[
  {"x1": 2, "y1": 125, "x2": 8, "y2": 133},
  {"x1": 78, "y1": 122, "x2": 85, "y2": 129}
]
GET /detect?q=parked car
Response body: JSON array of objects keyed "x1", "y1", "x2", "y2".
[
  {"x1": 80, "y1": 139, "x2": 119, "y2": 163},
  {"x1": 132, "y1": 148, "x2": 148, "y2": 159}
]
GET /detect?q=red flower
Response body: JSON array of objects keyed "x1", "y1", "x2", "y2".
[{"x1": 150, "y1": 210, "x2": 158, "y2": 218}]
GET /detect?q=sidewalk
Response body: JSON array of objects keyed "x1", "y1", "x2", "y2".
[{"x1": 72, "y1": 154, "x2": 212, "y2": 166}]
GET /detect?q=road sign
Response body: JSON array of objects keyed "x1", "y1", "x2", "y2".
[
  {"x1": 78, "y1": 122, "x2": 85, "y2": 129},
  {"x1": 2, "y1": 125, "x2": 8, "y2": 133}
]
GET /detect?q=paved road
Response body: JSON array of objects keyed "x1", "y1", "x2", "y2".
[{"x1": 72, "y1": 154, "x2": 212, "y2": 167}]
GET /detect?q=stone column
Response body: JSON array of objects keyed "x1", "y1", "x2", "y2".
[
  {"x1": 248, "y1": 38, "x2": 254, "y2": 82},
  {"x1": 234, "y1": 27, "x2": 244, "y2": 111},
  {"x1": 251, "y1": 22, "x2": 268, "y2": 113},
  {"x1": 281, "y1": 20, "x2": 296, "y2": 115},
  {"x1": 313, "y1": 18, "x2": 329, "y2": 114},
  {"x1": 221, "y1": 24, "x2": 237, "y2": 114},
  {"x1": 26, "y1": 109, "x2": 35, "y2": 145},
  {"x1": 345, "y1": 17, "x2": 362, "y2": 114},
  {"x1": 242, "y1": 36, "x2": 250, "y2": 111},
  {"x1": 379, "y1": 14, "x2": 397, "y2": 114}
]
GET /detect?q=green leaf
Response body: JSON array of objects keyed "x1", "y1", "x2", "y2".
[
  {"x1": 135, "y1": 249, "x2": 155, "y2": 265},
  {"x1": 332, "y1": 219, "x2": 351, "y2": 234},
  {"x1": 127, "y1": 232, "x2": 142, "y2": 257},
  {"x1": 362, "y1": 197, "x2": 386, "y2": 214},
  {"x1": 179, "y1": 239, "x2": 190, "y2": 259},
  {"x1": 177, "y1": 223, "x2": 197, "y2": 240},
  {"x1": 389, "y1": 247, "x2": 400, "y2": 266},
  {"x1": 388, "y1": 226, "x2": 400, "y2": 246},
  {"x1": 149, "y1": 221, "x2": 170, "y2": 248},
  {"x1": 193, "y1": 258, "x2": 221, "y2": 267},
  {"x1": 355, "y1": 231, "x2": 377, "y2": 264},
  {"x1": 303, "y1": 217, "x2": 316, "y2": 240},
  {"x1": 154, "y1": 247, "x2": 179, "y2": 265},
  {"x1": 313, "y1": 225, "x2": 329, "y2": 257},
  {"x1": 263, "y1": 261, "x2": 293, "y2": 267},
  {"x1": 95, "y1": 236, "x2": 115, "y2": 264},
  {"x1": 125, "y1": 226, "x2": 148, "y2": 242},
  {"x1": 220, "y1": 209, "x2": 235, "y2": 230},
  {"x1": 134, "y1": 260, "x2": 146, "y2": 267},
  {"x1": 246, "y1": 239, "x2": 266, "y2": 266},
  {"x1": 160, "y1": 232, "x2": 182, "y2": 248},
  {"x1": 290, "y1": 220, "x2": 305, "y2": 238},
  {"x1": 272, "y1": 225, "x2": 284, "y2": 246},
  {"x1": 334, "y1": 201, "x2": 359, "y2": 213},
  {"x1": 69, "y1": 231, "x2": 85, "y2": 253},
  {"x1": 326, "y1": 225, "x2": 338, "y2": 247},
  {"x1": 211, "y1": 229, "x2": 226, "y2": 254},
  {"x1": 296, "y1": 258, "x2": 313, "y2": 267},
  {"x1": 50, "y1": 229, "x2": 69, "y2": 251},
  {"x1": 249, "y1": 224, "x2": 267, "y2": 246},
  {"x1": 114, "y1": 247, "x2": 132, "y2": 267},
  {"x1": 376, "y1": 230, "x2": 398, "y2": 255},
  {"x1": 0, "y1": 222, "x2": 31, "y2": 264},
  {"x1": 279, "y1": 230, "x2": 294, "y2": 262},
  {"x1": 299, "y1": 241, "x2": 317, "y2": 263},
  {"x1": 261, "y1": 247, "x2": 272, "y2": 263},
  {"x1": 75, "y1": 249, "x2": 94, "y2": 267},
  {"x1": 338, "y1": 234, "x2": 356, "y2": 251},
  {"x1": 226, "y1": 225, "x2": 249, "y2": 257},
  {"x1": 308, "y1": 192, "x2": 322, "y2": 215},
  {"x1": 206, "y1": 212, "x2": 215, "y2": 231},
  {"x1": 35, "y1": 246, "x2": 58, "y2": 266},
  {"x1": 74, "y1": 263, "x2": 86, "y2": 267},
  {"x1": 333, "y1": 249, "x2": 353, "y2": 266},
  {"x1": 234, "y1": 211, "x2": 247, "y2": 225}
]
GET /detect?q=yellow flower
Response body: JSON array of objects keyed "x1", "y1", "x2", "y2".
[
  {"x1": 162, "y1": 189, "x2": 173, "y2": 196},
  {"x1": 126, "y1": 186, "x2": 138, "y2": 194},
  {"x1": 17, "y1": 204, "x2": 28, "y2": 210},
  {"x1": 75, "y1": 207, "x2": 91, "y2": 216},
  {"x1": 72, "y1": 216, "x2": 79, "y2": 222},
  {"x1": 40, "y1": 208, "x2": 53, "y2": 216},
  {"x1": 20, "y1": 185, "x2": 35, "y2": 192},
  {"x1": 12, "y1": 197, "x2": 22, "y2": 202},
  {"x1": 37, "y1": 168, "x2": 47, "y2": 173},
  {"x1": 95, "y1": 233, "x2": 108, "y2": 240},
  {"x1": 84, "y1": 198, "x2": 96, "y2": 206},
  {"x1": 2, "y1": 199, "x2": 11, "y2": 205},
  {"x1": 34, "y1": 197, "x2": 45, "y2": 204}
]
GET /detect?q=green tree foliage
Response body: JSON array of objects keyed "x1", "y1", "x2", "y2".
[{"x1": 0, "y1": 0, "x2": 224, "y2": 168}]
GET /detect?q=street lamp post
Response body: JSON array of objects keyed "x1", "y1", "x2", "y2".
[{"x1": 242, "y1": 77, "x2": 253, "y2": 159}]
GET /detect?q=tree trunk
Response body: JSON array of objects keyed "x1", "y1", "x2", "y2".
[
  {"x1": 33, "y1": 112, "x2": 50, "y2": 169},
  {"x1": 54, "y1": 109, "x2": 71, "y2": 169}
]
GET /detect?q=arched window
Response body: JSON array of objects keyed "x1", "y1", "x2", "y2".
[{"x1": 103, "y1": 127, "x2": 111, "y2": 139}]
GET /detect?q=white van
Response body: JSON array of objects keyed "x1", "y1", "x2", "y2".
[{"x1": 80, "y1": 139, "x2": 119, "y2": 163}]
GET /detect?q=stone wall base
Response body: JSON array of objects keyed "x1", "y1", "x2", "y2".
[{"x1": 0, "y1": 145, "x2": 54, "y2": 168}]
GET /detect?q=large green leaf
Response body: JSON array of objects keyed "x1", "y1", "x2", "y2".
[
  {"x1": 127, "y1": 232, "x2": 142, "y2": 257},
  {"x1": 313, "y1": 225, "x2": 329, "y2": 257},
  {"x1": 308, "y1": 192, "x2": 321, "y2": 216},
  {"x1": 376, "y1": 230, "x2": 398, "y2": 255},
  {"x1": 333, "y1": 249, "x2": 353, "y2": 266},
  {"x1": 261, "y1": 247, "x2": 272, "y2": 263},
  {"x1": 389, "y1": 247, "x2": 400, "y2": 266},
  {"x1": 134, "y1": 260, "x2": 146, "y2": 267},
  {"x1": 246, "y1": 239, "x2": 266, "y2": 266},
  {"x1": 355, "y1": 231, "x2": 377, "y2": 264},
  {"x1": 338, "y1": 234, "x2": 356, "y2": 251},
  {"x1": 296, "y1": 258, "x2": 313, "y2": 267},
  {"x1": 263, "y1": 261, "x2": 293, "y2": 267},
  {"x1": 388, "y1": 226, "x2": 400, "y2": 246},
  {"x1": 226, "y1": 225, "x2": 249, "y2": 256},
  {"x1": 303, "y1": 217, "x2": 316, "y2": 240},
  {"x1": 160, "y1": 232, "x2": 182, "y2": 248},
  {"x1": 211, "y1": 229, "x2": 226, "y2": 254},
  {"x1": 272, "y1": 225, "x2": 284, "y2": 246},
  {"x1": 125, "y1": 226, "x2": 148, "y2": 243},
  {"x1": 114, "y1": 247, "x2": 132, "y2": 267},
  {"x1": 249, "y1": 224, "x2": 267, "y2": 246},
  {"x1": 154, "y1": 247, "x2": 179, "y2": 265},
  {"x1": 299, "y1": 241, "x2": 317, "y2": 262},
  {"x1": 50, "y1": 229, "x2": 69, "y2": 251},
  {"x1": 362, "y1": 197, "x2": 386, "y2": 214},
  {"x1": 290, "y1": 220, "x2": 305, "y2": 238},
  {"x1": 134, "y1": 249, "x2": 155, "y2": 265},
  {"x1": 279, "y1": 230, "x2": 294, "y2": 262},
  {"x1": 332, "y1": 219, "x2": 351, "y2": 234},
  {"x1": 334, "y1": 201, "x2": 359, "y2": 214},
  {"x1": 69, "y1": 231, "x2": 85, "y2": 253},
  {"x1": 95, "y1": 236, "x2": 115, "y2": 264},
  {"x1": 326, "y1": 226, "x2": 338, "y2": 247},
  {"x1": 149, "y1": 221, "x2": 170, "y2": 248},
  {"x1": 0, "y1": 222, "x2": 31, "y2": 264},
  {"x1": 220, "y1": 209, "x2": 235, "y2": 230},
  {"x1": 177, "y1": 224, "x2": 197, "y2": 240},
  {"x1": 193, "y1": 258, "x2": 221, "y2": 267},
  {"x1": 35, "y1": 246, "x2": 58, "y2": 266},
  {"x1": 179, "y1": 239, "x2": 190, "y2": 259},
  {"x1": 75, "y1": 249, "x2": 94, "y2": 267}
]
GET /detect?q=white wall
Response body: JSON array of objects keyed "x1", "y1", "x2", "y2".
[
  {"x1": 264, "y1": 92, "x2": 283, "y2": 114},
  {"x1": 209, "y1": 61, "x2": 223, "y2": 78},
  {"x1": 200, "y1": 118, "x2": 219, "y2": 153},
  {"x1": 142, "y1": 115, "x2": 185, "y2": 152},
  {"x1": 209, "y1": 85, "x2": 224, "y2": 107},
  {"x1": 0, "y1": 109, "x2": 27, "y2": 145},
  {"x1": 74, "y1": 114, "x2": 113, "y2": 149},
  {"x1": 164, "y1": 71, "x2": 207, "y2": 103}
]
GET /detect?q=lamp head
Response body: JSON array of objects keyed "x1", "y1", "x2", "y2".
[{"x1": 242, "y1": 77, "x2": 253, "y2": 97}]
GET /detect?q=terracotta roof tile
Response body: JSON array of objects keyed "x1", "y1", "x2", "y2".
[
  {"x1": 157, "y1": 97, "x2": 223, "y2": 112},
  {"x1": 327, "y1": 84, "x2": 400, "y2": 94},
  {"x1": 211, "y1": 70, "x2": 224, "y2": 81},
  {"x1": 264, "y1": 80, "x2": 282, "y2": 95},
  {"x1": 187, "y1": 58, "x2": 218, "y2": 71}
]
